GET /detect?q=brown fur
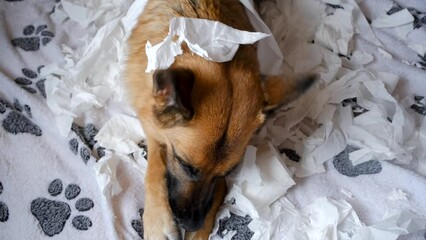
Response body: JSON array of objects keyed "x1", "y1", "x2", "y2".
[{"x1": 125, "y1": 0, "x2": 315, "y2": 239}]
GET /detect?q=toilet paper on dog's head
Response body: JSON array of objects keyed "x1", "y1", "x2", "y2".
[{"x1": 145, "y1": 17, "x2": 270, "y2": 73}]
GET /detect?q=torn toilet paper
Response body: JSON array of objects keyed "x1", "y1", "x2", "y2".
[
  {"x1": 94, "y1": 114, "x2": 145, "y2": 155},
  {"x1": 270, "y1": 197, "x2": 426, "y2": 240},
  {"x1": 94, "y1": 114, "x2": 147, "y2": 197},
  {"x1": 145, "y1": 17, "x2": 270, "y2": 72},
  {"x1": 43, "y1": 0, "x2": 147, "y2": 136},
  {"x1": 208, "y1": 0, "x2": 426, "y2": 238},
  {"x1": 371, "y1": 9, "x2": 414, "y2": 29},
  {"x1": 41, "y1": 0, "x2": 426, "y2": 239},
  {"x1": 226, "y1": 143, "x2": 295, "y2": 212}
]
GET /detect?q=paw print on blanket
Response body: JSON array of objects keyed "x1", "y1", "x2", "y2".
[
  {"x1": 386, "y1": 3, "x2": 426, "y2": 30},
  {"x1": 217, "y1": 212, "x2": 254, "y2": 240},
  {"x1": 131, "y1": 209, "x2": 144, "y2": 239},
  {"x1": 137, "y1": 139, "x2": 148, "y2": 159},
  {"x1": 0, "y1": 181, "x2": 9, "y2": 222},
  {"x1": 14, "y1": 66, "x2": 46, "y2": 98},
  {"x1": 280, "y1": 148, "x2": 301, "y2": 162},
  {"x1": 0, "y1": 98, "x2": 42, "y2": 136},
  {"x1": 69, "y1": 123, "x2": 105, "y2": 163},
  {"x1": 342, "y1": 97, "x2": 368, "y2": 117},
  {"x1": 333, "y1": 145, "x2": 382, "y2": 177},
  {"x1": 325, "y1": 3, "x2": 344, "y2": 16},
  {"x1": 11, "y1": 25, "x2": 54, "y2": 51},
  {"x1": 30, "y1": 179, "x2": 94, "y2": 237},
  {"x1": 418, "y1": 54, "x2": 426, "y2": 71},
  {"x1": 411, "y1": 96, "x2": 426, "y2": 115}
]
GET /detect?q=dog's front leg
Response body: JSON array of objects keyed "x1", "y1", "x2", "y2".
[
  {"x1": 143, "y1": 140, "x2": 181, "y2": 240},
  {"x1": 185, "y1": 178, "x2": 227, "y2": 240}
]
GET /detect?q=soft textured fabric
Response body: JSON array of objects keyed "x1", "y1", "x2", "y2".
[{"x1": 0, "y1": 0, "x2": 425, "y2": 240}]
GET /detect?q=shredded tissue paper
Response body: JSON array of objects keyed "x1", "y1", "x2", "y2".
[{"x1": 44, "y1": 0, "x2": 426, "y2": 239}]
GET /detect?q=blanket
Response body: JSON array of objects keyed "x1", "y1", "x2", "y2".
[{"x1": 0, "y1": 0, "x2": 425, "y2": 239}]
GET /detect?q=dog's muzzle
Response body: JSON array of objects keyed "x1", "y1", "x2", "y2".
[{"x1": 166, "y1": 170, "x2": 216, "y2": 232}]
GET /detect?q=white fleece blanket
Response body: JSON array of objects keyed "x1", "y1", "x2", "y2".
[{"x1": 0, "y1": 0, "x2": 426, "y2": 240}]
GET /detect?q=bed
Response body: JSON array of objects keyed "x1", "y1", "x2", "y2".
[{"x1": 0, "y1": 0, "x2": 425, "y2": 239}]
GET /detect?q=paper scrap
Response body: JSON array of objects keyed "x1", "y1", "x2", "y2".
[
  {"x1": 145, "y1": 17, "x2": 270, "y2": 72},
  {"x1": 378, "y1": 48, "x2": 393, "y2": 59},
  {"x1": 272, "y1": 197, "x2": 426, "y2": 240},
  {"x1": 408, "y1": 43, "x2": 426, "y2": 57},
  {"x1": 94, "y1": 114, "x2": 145, "y2": 155},
  {"x1": 239, "y1": 0, "x2": 284, "y2": 75},
  {"x1": 212, "y1": 196, "x2": 426, "y2": 240},
  {"x1": 371, "y1": 9, "x2": 414, "y2": 28},
  {"x1": 44, "y1": 0, "x2": 147, "y2": 136},
  {"x1": 94, "y1": 152, "x2": 123, "y2": 197},
  {"x1": 314, "y1": 6, "x2": 355, "y2": 55},
  {"x1": 227, "y1": 142, "x2": 295, "y2": 211},
  {"x1": 44, "y1": 0, "x2": 426, "y2": 239},
  {"x1": 94, "y1": 114, "x2": 147, "y2": 197},
  {"x1": 94, "y1": 150, "x2": 147, "y2": 198},
  {"x1": 342, "y1": 51, "x2": 374, "y2": 69},
  {"x1": 351, "y1": 210, "x2": 426, "y2": 240}
]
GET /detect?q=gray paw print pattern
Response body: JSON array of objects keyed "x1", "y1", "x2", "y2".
[
  {"x1": 342, "y1": 98, "x2": 368, "y2": 117},
  {"x1": 325, "y1": 3, "x2": 344, "y2": 16},
  {"x1": 411, "y1": 96, "x2": 426, "y2": 115},
  {"x1": 131, "y1": 209, "x2": 144, "y2": 239},
  {"x1": 386, "y1": 3, "x2": 426, "y2": 70},
  {"x1": 69, "y1": 123, "x2": 105, "y2": 164},
  {"x1": 333, "y1": 145, "x2": 382, "y2": 177},
  {"x1": 0, "y1": 181, "x2": 9, "y2": 223},
  {"x1": 14, "y1": 66, "x2": 46, "y2": 98},
  {"x1": 280, "y1": 148, "x2": 301, "y2": 162},
  {"x1": 137, "y1": 139, "x2": 148, "y2": 159},
  {"x1": 217, "y1": 212, "x2": 254, "y2": 240},
  {"x1": 11, "y1": 25, "x2": 54, "y2": 51},
  {"x1": 418, "y1": 54, "x2": 426, "y2": 71},
  {"x1": 30, "y1": 179, "x2": 94, "y2": 236},
  {"x1": 387, "y1": 3, "x2": 426, "y2": 30},
  {"x1": 0, "y1": 98, "x2": 42, "y2": 136}
]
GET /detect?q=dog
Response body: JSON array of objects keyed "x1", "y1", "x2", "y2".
[{"x1": 125, "y1": 0, "x2": 316, "y2": 239}]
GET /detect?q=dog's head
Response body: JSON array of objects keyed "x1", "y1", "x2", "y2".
[{"x1": 147, "y1": 47, "x2": 315, "y2": 232}]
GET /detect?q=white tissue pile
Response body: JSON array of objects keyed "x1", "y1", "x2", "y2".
[{"x1": 43, "y1": 0, "x2": 426, "y2": 239}]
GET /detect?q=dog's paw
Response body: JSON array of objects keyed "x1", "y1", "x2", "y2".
[{"x1": 143, "y1": 205, "x2": 181, "y2": 240}]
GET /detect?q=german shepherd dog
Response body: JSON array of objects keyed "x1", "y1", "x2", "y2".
[{"x1": 125, "y1": 0, "x2": 315, "y2": 239}]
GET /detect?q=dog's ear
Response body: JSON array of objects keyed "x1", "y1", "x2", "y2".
[
  {"x1": 263, "y1": 74, "x2": 317, "y2": 114},
  {"x1": 152, "y1": 68, "x2": 195, "y2": 127}
]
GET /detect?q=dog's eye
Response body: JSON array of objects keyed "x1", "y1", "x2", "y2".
[
  {"x1": 178, "y1": 160, "x2": 200, "y2": 179},
  {"x1": 172, "y1": 147, "x2": 200, "y2": 180}
]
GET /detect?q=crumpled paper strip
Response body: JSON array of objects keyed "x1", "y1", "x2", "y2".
[
  {"x1": 226, "y1": 143, "x2": 295, "y2": 211},
  {"x1": 43, "y1": 0, "x2": 147, "y2": 136},
  {"x1": 93, "y1": 114, "x2": 147, "y2": 197},
  {"x1": 209, "y1": 143, "x2": 295, "y2": 239},
  {"x1": 94, "y1": 114, "x2": 145, "y2": 155},
  {"x1": 211, "y1": 195, "x2": 426, "y2": 240},
  {"x1": 239, "y1": 0, "x2": 284, "y2": 75},
  {"x1": 145, "y1": 17, "x2": 270, "y2": 72},
  {"x1": 271, "y1": 197, "x2": 426, "y2": 240},
  {"x1": 213, "y1": 0, "x2": 426, "y2": 237},
  {"x1": 315, "y1": 4, "x2": 355, "y2": 55},
  {"x1": 259, "y1": 0, "x2": 420, "y2": 177},
  {"x1": 371, "y1": 9, "x2": 414, "y2": 29}
]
